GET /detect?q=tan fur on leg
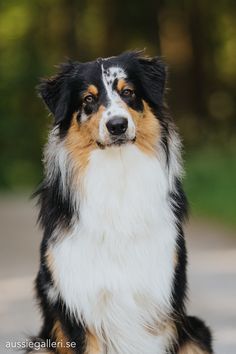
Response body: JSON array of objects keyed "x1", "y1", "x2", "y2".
[{"x1": 178, "y1": 341, "x2": 210, "y2": 354}]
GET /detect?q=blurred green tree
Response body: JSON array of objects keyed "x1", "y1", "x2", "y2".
[{"x1": 0, "y1": 0, "x2": 236, "y2": 226}]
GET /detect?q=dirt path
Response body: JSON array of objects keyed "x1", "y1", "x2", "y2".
[{"x1": 0, "y1": 196, "x2": 235, "y2": 353}]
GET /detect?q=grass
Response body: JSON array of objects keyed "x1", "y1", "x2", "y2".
[{"x1": 184, "y1": 147, "x2": 236, "y2": 228}]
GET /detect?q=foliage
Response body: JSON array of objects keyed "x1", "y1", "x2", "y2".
[
  {"x1": 184, "y1": 147, "x2": 236, "y2": 227},
  {"x1": 0, "y1": 0, "x2": 235, "y2": 226}
]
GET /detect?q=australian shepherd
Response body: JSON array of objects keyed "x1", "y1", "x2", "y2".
[{"x1": 30, "y1": 51, "x2": 213, "y2": 354}]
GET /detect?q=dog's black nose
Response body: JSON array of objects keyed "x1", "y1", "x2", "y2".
[{"x1": 106, "y1": 117, "x2": 128, "y2": 135}]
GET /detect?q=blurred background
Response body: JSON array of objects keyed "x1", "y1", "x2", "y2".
[{"x1": 0, "y1": 0, "x2": 235, "y2": 353}]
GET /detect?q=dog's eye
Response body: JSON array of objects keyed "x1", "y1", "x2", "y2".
[
  {"x1": 84, "y1": 94, "x2": 95, "y2": 104},
  {"x1": 121, "y1": 88, "x2": 134, "y2": 97}
]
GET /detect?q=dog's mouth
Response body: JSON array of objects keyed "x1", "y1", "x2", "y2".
[{"x1": 97, "y1": 137, "x2": 136, "y2": 149}]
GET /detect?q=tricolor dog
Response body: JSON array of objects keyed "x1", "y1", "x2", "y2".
[{"x1": 30, "y1": 51, "x2": 213, "y2": 354}]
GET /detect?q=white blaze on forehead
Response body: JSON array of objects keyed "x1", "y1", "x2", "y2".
[
  {"x1": 99, "y1": 64, "x2": 136, "y2": 142},
  {"x1": 101, "y1": 64, "x2": 127, "y2": 110},
  {"x1": 101, "y1": 65, "x2": 127, "y2": 97}
]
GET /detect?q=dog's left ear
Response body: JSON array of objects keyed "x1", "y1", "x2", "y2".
[
  {"x1": 37, "y1": 62, "x2": 76, "y2": 125},
  {"x1": 137, "y1": 56, "x2": 167, "y2": 109}
]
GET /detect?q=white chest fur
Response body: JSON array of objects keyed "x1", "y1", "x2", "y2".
[{"x1": 51, "y1": 145, "x2": 177, "y2": 354}]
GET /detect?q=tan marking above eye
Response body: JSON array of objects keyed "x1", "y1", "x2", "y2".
[
  {"x1": 116, "y1": 77, "x2": 132, "y2": 89},
  {"x1": 117, "y1": 79, "x2": 127, "y2": 92},
  {"x1": 117, "y1": 79, "x2": 135, "y2": 98},
  {"x1": 83, "y1": 84, "x2": 99, "y2": 98}
]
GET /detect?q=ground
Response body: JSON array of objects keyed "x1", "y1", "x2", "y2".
[{"x1": 0, "y1": 196, "x2": 235, "y2": 353}]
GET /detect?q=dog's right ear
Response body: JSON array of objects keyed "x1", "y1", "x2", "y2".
[{"x1": 37, "y1": 62, "x2": 75, "y2": 125}]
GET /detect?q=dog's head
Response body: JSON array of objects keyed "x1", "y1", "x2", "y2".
[{"x1": 38, "y1": 51, "x2": 167, "y2": 155}]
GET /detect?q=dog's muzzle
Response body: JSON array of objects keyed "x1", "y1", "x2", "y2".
[{"x1": 97, "y1": 114, "x2": 136, "y2": 148}]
